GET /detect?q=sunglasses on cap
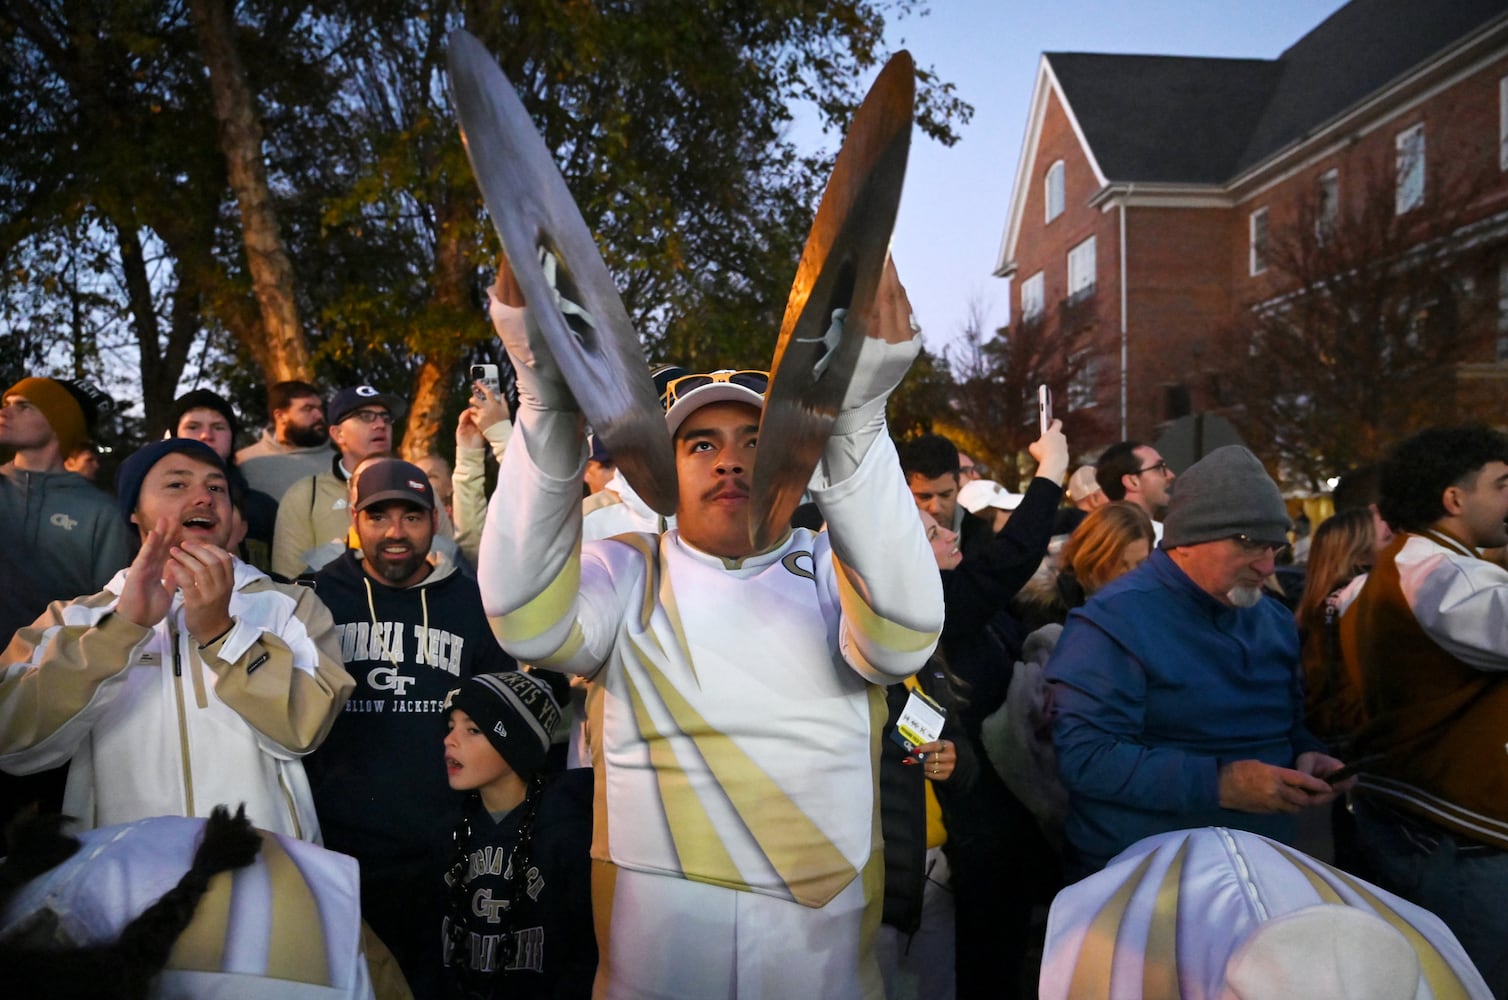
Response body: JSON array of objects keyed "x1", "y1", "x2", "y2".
[{"x1": 663, "y1": 370, "x2": 770, "y2": 408}]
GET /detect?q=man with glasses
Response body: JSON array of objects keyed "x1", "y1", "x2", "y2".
[
  {"x1": 479, "y1": 260, "x2": 942, "y2": 999},
  {"x1": 1095, "y1": 440, "x2": 1175, "y2": 542},
  {"x1": 272, "y1": 385, "x2": 402, "y2": 581},
  {"x1": 1047, "y1": 445, "x2": 1349, "y2": 875}
]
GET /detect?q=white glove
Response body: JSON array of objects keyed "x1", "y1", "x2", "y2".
[
  {"x1": 486, "y1": 250, "x2": 589, "y2": 478},
  {"x1": 820, "y1": 257, "x2": 921, "y2": 481},
  {"x1": 486, "y1": 248, "x2": 589, "y2": 414}
]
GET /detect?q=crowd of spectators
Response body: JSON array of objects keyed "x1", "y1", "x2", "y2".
[{"x1": 1, "y1": 360, "x2": 1505, "y2": 999}]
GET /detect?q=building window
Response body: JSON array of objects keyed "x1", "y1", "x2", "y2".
[
  {"x1": 1250, "y1": 207, "x2": 1269, "y2": 275},
  {"x1": 1045, "y1": 161, "x2": 1065, "y2": 223},
  {"x1": 1020, "y1": 271, "x2": 1045, "y2": 321},
  {"x1": 1500, "y1": 76, "x2": 1508, "y2": 171},
  {"x1": 1396, "y1": 123, "x2": 1425, "y2": 214},
  {"x1": 1068, "y1": 351, "x2": 1099, "y2": 409},
  {"x1": 1316, "y1": 169, "x2": 1339, "y2": 242},
  {"x1": 1498, "y1": 258, "x2": 1508, "y2": 362},
  {"x1": 1067, "y1": 236, "x2": 1096, "y2": 302}
]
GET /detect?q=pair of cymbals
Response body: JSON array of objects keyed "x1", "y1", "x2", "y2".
[{"x1": 447, "y1": 30, "x2": 914, "y2": 546}]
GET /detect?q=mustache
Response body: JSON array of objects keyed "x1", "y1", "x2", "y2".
[{"x1": 702, "y1": 478, "x2": 751, "y2": 501}]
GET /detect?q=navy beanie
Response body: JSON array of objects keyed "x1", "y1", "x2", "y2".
[
  {"x1": 115, "y1": 438, "x2": 229, "y2": 526},
  {"x1": 445, "y1": 671, "x2": 561, "y2": 779}
]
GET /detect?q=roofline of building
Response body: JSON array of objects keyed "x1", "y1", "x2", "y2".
[
  {"x1": 996, "y1": 11, "x2": 1508, "y2": 277},
  {"x1": 993, "y1": 55, "x2": 1110, "y2": 279},
  {"x1": 1228, "y1": 16, "x2": 1508, "y2": 202}
]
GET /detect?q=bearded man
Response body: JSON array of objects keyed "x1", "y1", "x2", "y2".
[{"x1": 1046, "y1": 445, "x2": 1349, "y2": 876}]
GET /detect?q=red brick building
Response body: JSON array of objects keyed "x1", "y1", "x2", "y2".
[{"x1": 994, "y1": 0, "x2": 1508, "y2": 466}]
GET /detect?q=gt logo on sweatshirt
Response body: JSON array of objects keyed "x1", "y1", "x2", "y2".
[
  {"x1": 50, "y1": 512, "x2": 78, "y2": 531},
  {"x1": 368, "y1": 664, "x2": 416, "y2": 695}
]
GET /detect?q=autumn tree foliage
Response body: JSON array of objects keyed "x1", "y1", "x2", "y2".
[{"x1": 0, "y1": 1, "x2": 971, "y2": 457}]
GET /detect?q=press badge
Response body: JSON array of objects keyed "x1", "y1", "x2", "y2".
[{"x1": 890, "y1": 687, "x2": 946, "y2": 754}]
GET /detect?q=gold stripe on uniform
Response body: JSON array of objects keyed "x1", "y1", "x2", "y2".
[
  {"x1": 495, "y1": 541, "x2": 582, "y2": 642},
  {"x1": 167, "y1": 861, "x2": 234, "y2": 973},
  {"x1": 637, "y1": 655, "x2": 858, "y2": 908},
  {"x1": 1142, "y1": 836, "x2": 1188, "y2": 1000},
  {"x1": 1066, "y1": 850, "x2": 1161, "y2": 1000},
  {"x1": 621, "y1": 660, "x2": 744, "y2": 887},
  {"x1": 604, "y1": 533, "x2": 661, "y2": 631},
  {"x1": 532, "y1": 620, "x2": 587, "y2": 670},
  {"x1": 261, "y1": 832, "x2": 331, "y2": 985},
  {"x1": 832, "y1": 554, "x2": 939, "y2": 655}
]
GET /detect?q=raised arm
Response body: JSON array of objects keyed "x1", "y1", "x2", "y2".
[{"x1": 812, "y1": 258, "x2": 942, "y2": 683}]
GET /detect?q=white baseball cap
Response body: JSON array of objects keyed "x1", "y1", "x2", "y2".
[{"x1": 958, "y1": 479, "x2": 1023, "y2": 515}]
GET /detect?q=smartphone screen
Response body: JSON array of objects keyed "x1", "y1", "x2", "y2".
[{"x1": 471, "y1": 363, "x2": 501, "y2": 401}]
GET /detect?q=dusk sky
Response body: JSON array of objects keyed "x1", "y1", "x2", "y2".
[{"x1": 855, "y1": 0, "x2": 1351, "y2": 361}]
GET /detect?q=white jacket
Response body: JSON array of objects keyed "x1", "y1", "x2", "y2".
[{"x1": 0, "y1": 560, "x2": 354, "y2": 842}]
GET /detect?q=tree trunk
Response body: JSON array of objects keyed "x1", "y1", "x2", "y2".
[
  {"x1": 188, "y1": 0, "x2": 311, "y2": 383},
  {"x1": 402, "y1": 357, "x2": 448, "y2": 460},
  {"x1": 401, "y1": 192, "x2": 473, "y2": 459}
]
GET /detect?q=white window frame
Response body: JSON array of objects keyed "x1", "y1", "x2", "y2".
[
  {"x1": 1500, "y1": 76, "x2": 1508, "y2": 171},
  {"x1": 1044, "y1": 160, "x2": 1065, "y2": 223},
  {"x1": 1250, "y1": 207, "x2": 1269, "y2": 275},
  {"x1": 1019, "y1": 271, "x2": 1045, "y2": 321},
  {"x1": 1068, "y1": 351, "x2": 1098, "y2": 409},
  {"x1": 1396, "y1": 123, "x2": 1425, "y2": 214},
  {"x1": 1067, "y1": 236, "x2": 1096, "y2": 301},
  {"x1": 1316, "y1": 169, "x2": 1339, "y2": 243}
]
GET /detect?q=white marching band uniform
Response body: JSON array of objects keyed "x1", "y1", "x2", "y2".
[
  {"x1": 478, "y1": 412, "x2": 941, "y2": 999},
  {"x1": 1039, "y1": 827, "x2": 1491, "y2": 1000}
]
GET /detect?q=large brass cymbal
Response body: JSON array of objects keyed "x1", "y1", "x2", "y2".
[
  {"x1": 446, "y1": 29, "x2": 677, "y2": 516},
  {"x1": 750, "y1": 51, "x2": 914, "y2": 549}
]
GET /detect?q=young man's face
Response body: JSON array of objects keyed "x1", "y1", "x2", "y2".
[
  {"x1": 444, "y1": 708, "x2": 514, "y2": 793},
  {"x1": 1128, "y1": 446, "x2": 1175, "y2": 512},
  {"x1": 584, "y1": 457, "x2": 616, "y2": 496},
  {"x1": 908, "y1": 471, "x2": 960, "y2": 526},
  {"x1": 354, "y1": 500, "x2": 435, "y2": 587},
  {"x1": 64, "y1": 448, "x2": 100, "y2": 480},
  {"x1": 920, "y1": 509, "x2": 962, "y2": 571},
  {"x1": 0, "y1": 394, "x2": 56, "y2": 451},
  {"x1": 177, "y1": 407, "x2": 234, "y2": 461},
  {"x1": 132, "y1": 452, "x2": 233, "y2": 550},
  {"x1": 329, "y1": 407, "x2": 393, "y2": 466},
  {"x1": 1452, "y1": 460, "x2": 1508, "y2": 550},
  {"x1": 275, "y1": 394, "x2": 328, "y2": 447},
  {"x1": 673, "y1": 401, "x2": 759, "y2": 559}
]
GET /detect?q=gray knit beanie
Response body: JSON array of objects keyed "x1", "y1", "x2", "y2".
[{"x1": 1162, "y1": 445, "x2": 1291, "y2": 549}]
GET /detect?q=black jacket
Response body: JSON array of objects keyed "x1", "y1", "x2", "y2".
[
  {"x1": 443, "y1": 768, "x2": 596, "y2": 1000},
  {"x1": 879, "y1": 670, "x2": 976, "y2": 934},
  {"x1": 307, "y1": 549, "x2": 515, "y2": 867}
]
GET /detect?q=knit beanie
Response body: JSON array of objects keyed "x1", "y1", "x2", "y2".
[
  {"x1": 445, "y1": 672, "x2": 561, "y2": 779},
  {"x1": 1161, "y1": 445, "x2": 1291, "y2": 548},
  {"x1": 115, "y1": 439, "x2": 228, "y2": 526},
  {"x1": 5, "y1": 377, "x2": 87, "y2": 457},
  {"x1": 169, "y1": 388, "x2": 241, "y2": 444}
]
